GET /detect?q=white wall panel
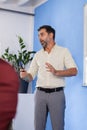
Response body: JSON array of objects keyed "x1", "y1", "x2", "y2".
[
  {"x1": 0, "y1": 10, "x2": 34, "y2": 60},
  {"x1": 83, "y1": 4, "x2": 87, "y2": 86},
  {"x1": 13, "y1": 94, "x2": 34, "y2": 130}
]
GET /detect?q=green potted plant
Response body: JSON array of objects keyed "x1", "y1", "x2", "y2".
[{"x1": 1, "y1": 36, "x2": 36, "y2": 93}]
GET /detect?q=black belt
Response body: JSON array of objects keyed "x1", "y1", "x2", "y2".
[{"x1": 37, "y1": 87, "x2": 63, "y2": 93}]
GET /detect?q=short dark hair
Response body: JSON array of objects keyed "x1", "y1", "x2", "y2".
[{"x1": 38, "y1": 25, "x2": 55, "y2": 40}]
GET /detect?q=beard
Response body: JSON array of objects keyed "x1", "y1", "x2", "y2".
[{"x1": 40, "y1": 40, "x2": 48, "y2": 49}]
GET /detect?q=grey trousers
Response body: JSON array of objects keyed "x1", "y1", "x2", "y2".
[{"x1": 34, "y1": 88, "x2": 66, "y2": 130}]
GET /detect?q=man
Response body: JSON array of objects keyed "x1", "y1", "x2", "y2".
[
  {"x1": 20, "y1": 25, "x2": 78, "y2": 130},
  {"x1": 0, "y1": 59, "x2": 19, "y2": 130}
]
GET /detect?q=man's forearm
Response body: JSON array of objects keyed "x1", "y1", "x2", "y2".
[{"x1": 54, "y1": 68, "x2": 78, "y2": 77}]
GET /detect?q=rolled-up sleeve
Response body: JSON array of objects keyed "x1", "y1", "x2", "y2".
[{"x1": 64, "y1": 48, "x2": 77, "y2": 69}]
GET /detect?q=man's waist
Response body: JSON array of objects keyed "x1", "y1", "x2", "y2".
[{"x1": 37, "y1": 87, "x2": 64, "y2": 93}]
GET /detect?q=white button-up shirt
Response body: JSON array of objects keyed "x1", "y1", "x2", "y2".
[{"x1": 28, "y1": 44, "x2": 77, "y2": 88}]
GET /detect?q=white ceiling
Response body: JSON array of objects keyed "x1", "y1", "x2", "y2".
[{"x1": 0, "y1": 0, "x2": 48, "y2": 14}]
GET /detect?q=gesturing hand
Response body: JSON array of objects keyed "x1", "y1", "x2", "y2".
[{"x1": 45, "y1": 62, "x2": 56, "y2": 75}]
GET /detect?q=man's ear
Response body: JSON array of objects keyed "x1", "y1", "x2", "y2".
[{"x1": 49, "y1": 32, "x2": 53, "y2": 39}]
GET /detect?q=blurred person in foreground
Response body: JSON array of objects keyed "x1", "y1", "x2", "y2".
[
  {"x1": 20, "y1": 25, "x2": 78, "y2": 130},
  {"x1": 0, "y1": 58, "x2": 19, "y2": 130}
]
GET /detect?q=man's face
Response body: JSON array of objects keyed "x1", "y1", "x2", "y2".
[{"x1": 38, "y1": 28, "x2": 51, "y2": 49}]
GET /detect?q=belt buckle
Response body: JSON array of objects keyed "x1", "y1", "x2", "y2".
[{"x1": 55, "y1": 88, "x2": 56, "y2": 92}]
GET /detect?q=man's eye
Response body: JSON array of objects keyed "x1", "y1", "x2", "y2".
[{"x1": 41, "y1": 34, "x2": 44, "y2": 36}]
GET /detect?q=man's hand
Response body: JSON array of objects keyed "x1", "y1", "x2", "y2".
[
  {"x1": 45, "y1": 62, "x2": 56, "y2": 75},
  {"x1": 20, "y1": 69, "x2": 33, "y2": 82},
  {"x1": 20, "y1": 69, "x2": 28, "y2": 79}
]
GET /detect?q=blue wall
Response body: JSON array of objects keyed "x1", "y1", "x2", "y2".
[{"x1": 33, "y1": 0, "x2": 87, "y2": 130}]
